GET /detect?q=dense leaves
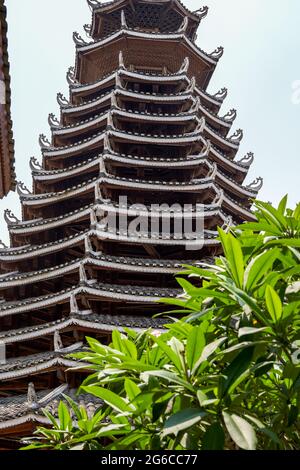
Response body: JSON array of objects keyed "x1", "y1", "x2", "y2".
[{"x1": 23, "y1": 197, "x2": 300, "y2": 450}]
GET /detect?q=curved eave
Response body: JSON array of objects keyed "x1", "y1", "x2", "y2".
[
  {"x1": 0, "y1": 313, "x2": 166, "y2": 345},
  {"x1": 76, "y1": 28, "x2": 216, "y2": 72},
  {"x1": 71, "y1": 67, "x2": 223, "y2": 112}
]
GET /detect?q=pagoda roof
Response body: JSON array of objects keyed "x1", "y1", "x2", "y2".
[
  {"x1": 0, "y1": 312, "x2": 167, "y2": 345},
  {"x1": 0, "y1": 386, "x2": 101, "y2": 431},
  {"x1": 0, "y1": 0, "x2": 15, "y2": 198},
  {"x1": 70, "y1": 67, "x2": 224, "y2": 110}
]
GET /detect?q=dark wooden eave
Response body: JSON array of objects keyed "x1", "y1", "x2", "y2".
[{"x1": 0, "y1": 0, "x2": 15, "y2": 198}]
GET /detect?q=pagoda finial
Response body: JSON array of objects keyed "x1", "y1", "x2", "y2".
[
  {"x1": 48, "y1": 113, "x2": 60, "y2": 128},
  {"x1": 29, "y1": 156, "x2": 42, "y2": 171},
  {"x1": 27, "y1": 382, "x2": 38, "y2": 409},
  {"x1": 39, "y1": 134, "x2": 51, "y2": 149},
  {"x1": 84, "y1": 24, "x2": 92, "y2": 37},
  {"x1": 213, "y1": 188, "x2": 224, "y2": 206},
  {"x1": 67, "y1": 66, "x2": 77, "y2": 86},
  {"x1": 179, "y1": 57, "x2": 189, "y2": 74},
  {"x1": 200, "y1": 139, "x2": 211, "y2": 157},
  {"x1": 223, "y1": 108, "x2": 237, "y2": 123},
  {"x1": 195, "y1": 117, "x2": 206, "y2": 134},
  {"x1": 0, "y1": 240, "x2": 7, "y2": 249},
  {"x1": 221, "y1": 215, "x2": 233, "y2": 232},
  {"x1": 210, "y1": 46, "x2": 224, "y2": 60},
  {"x1": 247, "y1": 177, "x2": 264, "y2": 192},
  {"x1": 73, "y1": 31, "x2": 88, "y2": 47},
  {"x1": 70, "y1": 293, "x2": 79, "y2": 314},
  {"x1": 190, "y1": 96, "x2": 200, "y2": 114},
  {"x1": 4, "y1": 209, "x2": 20, "y2": 225},
  {"x1": 85, "y1": 235, "x2": 93, "y2": 253},
  {"x1": 121, "y1": 10, "x2": 128, "y2": 29},
  {"x1": 178, "y1": 17, "x2": 189, "y2": 34},
  {"x1": 79, "y1": 263, "x2": 88, "y2": 284},
  {"x1": 213, "y1": 87, "x2": 228, "y2": 101},
  {"x1": 229, "y1": 128, "x2": 244, "y2": 143},
  {"x1": 57, "y1": 93, "x2": 69, "y2": 108},
  {"x1": 54, "y1": 331, "x2": 63, "y2": 352},
  {"x1": 119, "y1": 51, "x2": 125, "y2": 69},
  {"x1": 238, "y1": 152, "x2": 254, "y2": 167},
  {"x1": 193, "y1": 6, "x2": 209, "y2": 21},
  {"x1": 111, "y1": 91, "x2": 119, "y2": 109},
  {"x1": 17, "y1": 181, "x2": 31, "y2": 196},
  {"x1": 186, "y1": 77, "x2": 196, "y2": 93},
  {"x1": 90, "y1": 207, "x2": 98, "y2": 226},
  {"x1": 208, "y1": 162, "x2": 218, "y2": 180}
]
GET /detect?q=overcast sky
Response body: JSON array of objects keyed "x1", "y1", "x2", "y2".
[{"x1": 0, "y1": 0, "x2": 299, "y2": 243}]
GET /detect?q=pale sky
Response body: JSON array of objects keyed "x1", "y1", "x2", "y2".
[{"x1": 0, "y1": 0, "x2": 299, "y2": 243}]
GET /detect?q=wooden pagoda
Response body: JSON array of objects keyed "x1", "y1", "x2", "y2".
[{"x1": 0, "y1": 0, "x2": 262, "y2": 447}]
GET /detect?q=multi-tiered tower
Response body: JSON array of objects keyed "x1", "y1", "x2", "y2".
[{"x1": 0, "y1": 0, "x2": 262, "y2": 446}]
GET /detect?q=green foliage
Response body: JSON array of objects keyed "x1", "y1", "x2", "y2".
[{"x1": 23, "y1": 197, "x2": 300, "y2": 450}]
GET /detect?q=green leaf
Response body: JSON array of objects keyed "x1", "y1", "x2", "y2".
[
  {"x1": 218, "y1": 229, "x2": 244, "y2": 288},
  {"x1": 57, "y1": 401, "x2": 71, "y2": 430},
  {"x1": 162, "y1": 409, "x2": 206, "y2": 437},
  {"x1": 186, "y1": 326, "x2": 205, "y2": 371},
  {"x1": 223, "y1": 412, "x2": 257, "y2": 450},
  {"x1": 124, "y1": 379, "x2": 140, "y2": 402},
  {"x1": 265, "y1": 285, "x2": 283, "y2": 322},
  {"x1": 244, "y1": 248, "x2": 279, "y2": 291},
  {"x1": 219, "y1": 346, "x2": 254, "y2": 398},
  {"x1": 141, "y1": 370, "x2": 194, "y2": 392},
  {"x1": 151, "y1": 335, "x2": 182, "y2": 372},
  {"x1": 192, "y1": 337, "x2": 226, "y2": 375},
  {"x1": 82, "y1": 386, "x2": 133, "y2": 414},
  {"x1": 202, "y1": 422, "x2": 225, "y2": 450}
]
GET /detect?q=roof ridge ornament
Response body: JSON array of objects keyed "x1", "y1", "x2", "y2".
[
  {"x1": 29, "y1": 156, "x2": 43, "y2": 171},
  {"x1": 54, "y1": 330, "x2": 64, "y2": 352},
  {"x1": 70, "y1": 293, "x2": 79, "y2": 314},
  {"x1": 119, "y1": 51, "x2": 125, "y2": 70},
  {"x1": 238, "y1": 152, "x2": 254, "y2": 167},
  {"x1": 213, "y1": 87, "x2": 228, "y2": 101},
  {"x1": 195, "y1": 116, "x2": 206, "y2": 133},
  {"x1": 190, "y1": 96, "x2": 200, "y2": 113},
  {"x1": 121, "y1": 10, "x2": 128, "y2": 29},
  {"x1": 186, "y1": 76, "x2": 196, "y2": 93},
  {"x1": 221, "y1": 215, "x2": 233, "y2": 232},
  {"x1": 115, "y1": 72, "x2": 123, "y2": 89},
  {"x1": 87, "y1": 0, "x2": 100, "y2": 11},
  {"x1": 57, "y1": 92, "x2": 69, "y2": 108},
  {"x1": 73, "y1": 31, "x2": 88, "y2": 47},
  {"x1": 193, "y1": 6, "x2": 209, "y2": 21},
  {"x1": 79, "y1": 262, "x2": 88, "y2": 284},
  {"x1": 85, "y1": 235, "x2": 93, "y2": 253},
  {"x1": 17, "y1": 181, "x2": 32, "y2": 196},
  {"x1": 90, "y1": 207, "x2": 98, "y2": 226},
  {"x1": 208, "y1": 162, "x2": 218, "y2": 180},
  {"x1": 67, "y1": 66, "x2": 78, "y2": 86},
  {"x1": 84, "y1": 24, "x2": 92, "y2": 37},
  {"x1": 0, "y1": 240, "x2": 7, "y2": 249},
  {"x1": 99, "y1": 156, "x2": 107, "y2": 175},
  {"x1": 200, "y1": 139, "x2": 211, "y2": 157},
  {"x1": 210, "y1": 46, "x2": 224, "y2": 59},
  {"x1": 4, "y1": 209, "x2": 20, "y2": 225},
  {"x1": 178, "y1": 16, "x2": 189, "y2": 34},
  {"x1": 229, "y1": 128, "x2": 244, "y2": 143},
  {"x1": 39, "y1": 134, "x2": 52, "y2": 149},
  {"x1": 48, "y1": 113, "x2": 60, "y2": 128},
  {"x1": 27, "y1": 382, "x2": 38, "y2": 409},
  {"x1": 247, "y1": 177, "x2": 263, "y2": 192},
  {"x1": 111, "y1": 91, "x2": 119, "y2": 108},
  {"x1": 179, "y1": 57, "x2": 189, "y2": 74},
  {"x1": 213, "y1": 187, "x2": 224, "y2": 206},
  {"x1": 107, "y1": 111, "x2": 114, "y2": 129},
  {"x1": 104, "y1": 132, "x2": 112, "y2": 152},
  {"x1": 223, "y1": 108, "x2": 237, "y2": 123}
]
